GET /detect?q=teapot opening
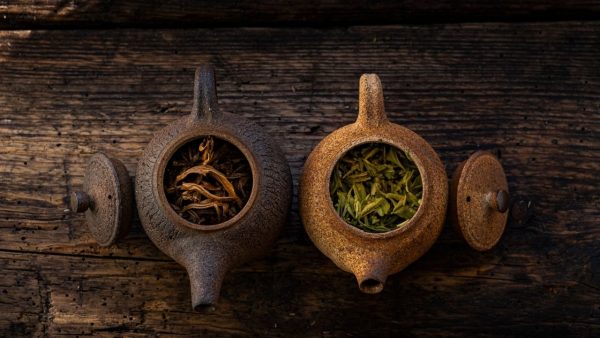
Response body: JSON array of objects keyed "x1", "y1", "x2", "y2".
[
  {"x1": 162, "y1": 135, "x2": 255, "y2": 229},
  {"x1": 329, "y1": 141, "x2": 423, "y2": 234},
  {"x1": 359, "y1": 278, "x2": 384, "y2": 294},
  {"x1": 194, "y1": 303, "x2": 217, "y2": 313}
]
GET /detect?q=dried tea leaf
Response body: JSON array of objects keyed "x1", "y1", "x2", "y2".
[
  {"x1": 180, "y1": 182, "x2": 238, "y2": 202},
  {"x1": 176, "y1": 164, "x2": 241, "y2": 204},
  {"x1": 330, "y1": 143, "x2": 422, "y2": 233},
  {"x1": 164, "y1": 136, "x2": 252, "y2": 225}
]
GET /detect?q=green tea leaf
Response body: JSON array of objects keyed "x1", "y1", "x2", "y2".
[
  {"x1": 359, "y1": 197, "x2": 385, "y2": 218},
  {"x1": 330, "y1": 143, "x2": 422, "y2": 233},
  {"x1": 393, "y1": 206, "x2": 416, "y2": 219}
]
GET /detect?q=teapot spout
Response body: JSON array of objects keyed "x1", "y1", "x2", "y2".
[
  {"x1": 354, "y1": 262, "x2": 388, "y2": 294},
  {"x1": 185, "y1": 258, "x2": 228, "y2": 311}
]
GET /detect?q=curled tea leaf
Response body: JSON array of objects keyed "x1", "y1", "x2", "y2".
[
  {"x1": 164, "y1": 136, "x2": 252, "y2": 225},
  {"x1": 176, "y1": 164, "x2": 241, "y2": 205}
]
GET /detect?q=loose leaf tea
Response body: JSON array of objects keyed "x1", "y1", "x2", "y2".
[
  {"x1": 330, "y1": 143, "x2": 422, "y2": 233},
  {"x1": 164, "y1": 136, "x2": 252, "y2": 225}
]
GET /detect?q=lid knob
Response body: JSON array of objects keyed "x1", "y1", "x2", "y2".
[
  {"x1": 71, "y1": 191, "x2": 91, "y2": 212},
  {"x1": 488, "y1": 189, "x2": 510, "y2": 213}
]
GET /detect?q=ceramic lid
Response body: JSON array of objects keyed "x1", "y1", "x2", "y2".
[
  {"x1": 449, "y1": 151, "x2": 509, "y2": 251},
  {"x1": 70, "y1": 153, "x2": 133, "y2": 246}
]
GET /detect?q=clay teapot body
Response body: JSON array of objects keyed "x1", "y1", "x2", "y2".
[
  {"x1": 299, "y1": 74, "x2": 448, "y2": 293},
  {"x1": 135, "y1": 65, "x2": 292, "y2": 309}
]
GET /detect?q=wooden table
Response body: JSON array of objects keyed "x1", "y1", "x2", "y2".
[{"x1": 1, "y1": 2, "x2": 599, "y2": 336}]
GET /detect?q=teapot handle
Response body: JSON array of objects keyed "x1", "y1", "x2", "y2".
[
  {"x1": 356, "y1": 73, "x2": 388, "y2": 129},
  {"x1": 191, "y1": 64, "x2": 220, "y2": 121}
]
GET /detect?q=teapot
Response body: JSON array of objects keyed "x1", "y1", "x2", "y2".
[
  {"x1": 71, "y1": 65, "x2": 292, "y2": 310},
  {"x1": 299, "y1": 73, "x2": 509, "y2": 293}
]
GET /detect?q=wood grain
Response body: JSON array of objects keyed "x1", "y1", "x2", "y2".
[
  {"x1": 1, "y1": 1, "x2": 600, "y2": 29},
  {"x1": 0, "y1": 23, "x2": 599, "y2": 336}
]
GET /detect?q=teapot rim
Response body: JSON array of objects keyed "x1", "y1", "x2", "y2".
[{"x1": 154, "y1": 124, "x2": 260, "y2": 232}]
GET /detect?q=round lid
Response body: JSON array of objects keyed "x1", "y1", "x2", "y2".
[
  {"x1": 450, "y1": 151, "x2": 509, "y2": 251},
  {"x1": 70, "y1": 153, "x2": 133, "y2": 246}
]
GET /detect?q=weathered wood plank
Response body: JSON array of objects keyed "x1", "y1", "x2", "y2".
[
  {"x1": 0, "y1": 23, "x2": 599, "y2": 336},
  {"x1": 0, "y1": 247, "x2": 598, "y2": 337},
  {"x1": 1, "y1": 1, "x2": 600, "y2": 29}
]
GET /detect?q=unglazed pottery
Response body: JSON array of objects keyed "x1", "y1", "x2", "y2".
[
  {"x1": 449, "y1": 151, "x2": 509, "y2": 251},
  {"x1": 300, "y1": 74, "x2": 512, "y2": 294},
  {"x1": 135, "y1": 65, "x2": 292, "y2": 310},
  {"x1": 70, "y1": 153, "x2": 134, "y2": 246},
  {"x1": 74, "y1": 65, "x2": 292, "y2": 310},
  {"x1": 71, "y1": 67, "x2": 510, "y2": 302},
  {"x1": 299, "y1": 74, "x2": 448, "y2": 293}
]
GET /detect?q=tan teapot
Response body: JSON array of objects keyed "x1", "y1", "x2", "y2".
[{"x1": 299, "y1": 73, "x2": 509, "y2": 293}]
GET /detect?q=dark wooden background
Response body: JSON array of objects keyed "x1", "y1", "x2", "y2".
[{"x1": 0, "y1": 1, "x2": 599, "y2": 337}]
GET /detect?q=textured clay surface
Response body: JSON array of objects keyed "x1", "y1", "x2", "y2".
[
  {"x1": 449, "y1": 151, "x2": 509, "y2": 251},
  {"x1": 299, "y1": 74, "x2": 448, "y2": 293},
  {"x1": 81, "y1": 153, "x2": 133, "y2": 246},
  {"x1": 135, "y1": 66, "x2": 292, "y2": 309}
]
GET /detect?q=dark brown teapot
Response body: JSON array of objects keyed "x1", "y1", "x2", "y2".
[{"x1": 72, "y1": 65, "x2": 292, "y2": 310}]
